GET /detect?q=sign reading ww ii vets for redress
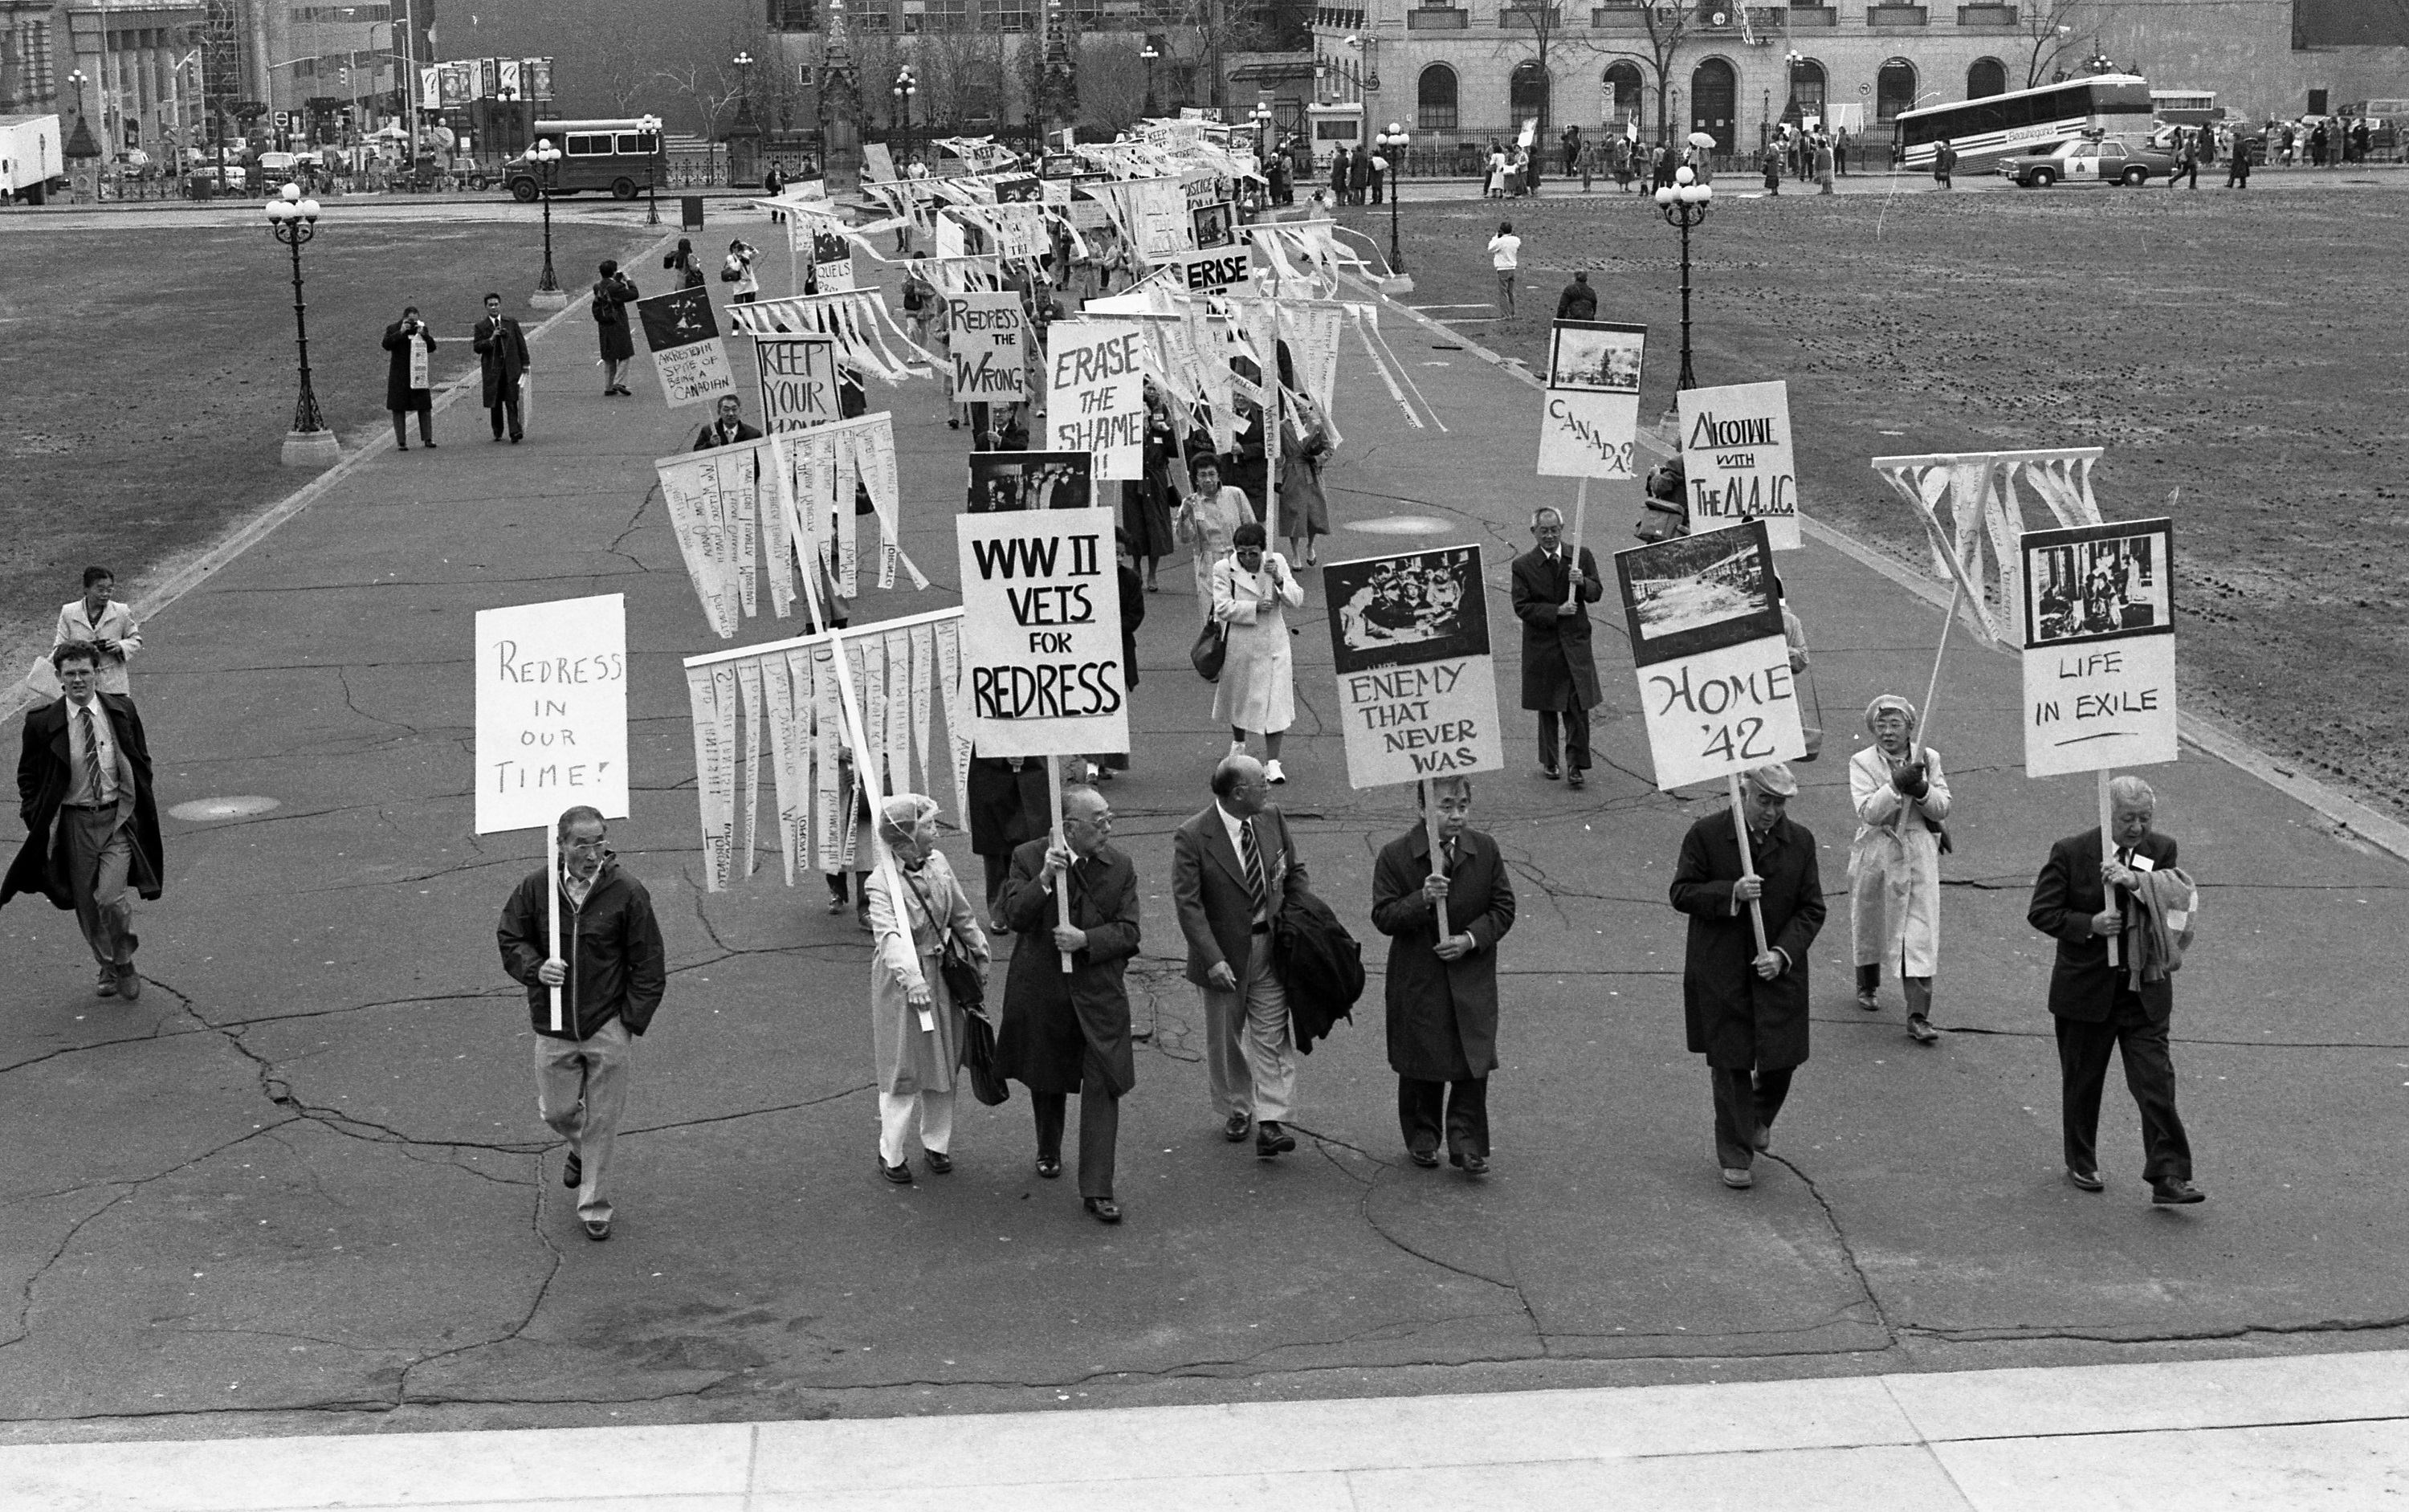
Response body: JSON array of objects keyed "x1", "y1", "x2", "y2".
[
  {"x1": 948, "y1": 290, "x2": 1028, "y2": 404},
  {"x1": 1536, "y1": 319, "x2": 1645, "y2": 479},
  {"x1": 1615, "y1": 521, "x2": 1807, "y2": 789},
  {"x1": 636, "y1": 287, "x2": 736, "y2": 409},
  {"x1": 1677, "y1": 381, "x2": 1801, "y2": 550},
  {"x1": 1045, "y1": 319, "x2": 1146, "y2": 480},
  {"x1": 955, "y1": 506, "x2": 1128, "y2": 758},
  {"x1": 1322, "y1": 547, "x2": 1504, "y2": 788},
  {"x1": 2020, "y1": 517, "x2": 2178, "y2": 778},
  {"x1": 756, "y1": 334, "x2": 839, "y2": 432}
]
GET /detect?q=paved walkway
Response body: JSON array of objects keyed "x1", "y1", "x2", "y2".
[{"x1": 8, "y1": 1349, "x2": 2408, "y2": 1509}]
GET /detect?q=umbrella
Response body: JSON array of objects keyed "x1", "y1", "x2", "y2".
[{"x1": 1687, "y1": 131, "x2": 1718, "y2": 149}]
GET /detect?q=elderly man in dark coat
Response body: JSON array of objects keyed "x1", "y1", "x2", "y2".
[
  {"x1": 471, "y1": 292, "x2": 531, "y2": 443},
  {"x1": 1371, "y1": 776, "x2": 1517, "y2": 1172},
  {"x1": 4, "y1": 642, "x2": 165, "y2": 1001},
  {"x1": 1669, "y1": 762, "x2": 1825, "y2": 1189},
  {"x1": 1510, "y1": 505, "x2": 1605, "y2": 789},
  {"x1": 381, "y1": 304, "x2": 439, "y2": 449},
  {"x1": 995, "y1": 782, "x2": 1142, "y2": 1225}
]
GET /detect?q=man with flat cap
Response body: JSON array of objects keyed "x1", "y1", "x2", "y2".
[{"x1": 1669, "y1": 762, "x2": 1825, "y2": 1189}]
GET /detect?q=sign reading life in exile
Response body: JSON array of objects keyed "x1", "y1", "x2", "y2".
[
  {"x1": 1614, "y1": 521, "x2": 1807, "y2": 789},
  {"x1": 1321, "y1": 546, "x2": 1505, "y2": 789},
  {"x1": 2019, "y1": 516, "x2": 2178, "y2": 777},
  {"x1": 954, "y1": 506, "x2": 1129, "y2": 757}
]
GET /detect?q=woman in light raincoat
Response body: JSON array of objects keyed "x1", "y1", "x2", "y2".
[{"x1": 1849, "y1": 695, "x2": 1951, "y2": 1045}]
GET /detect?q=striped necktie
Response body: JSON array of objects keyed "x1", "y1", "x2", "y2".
[
  {"x1": 1240, "y1": 821, "x2": 1267, "y2": 920},
  {"x1": 79, "y1": 706, "x2": 105, "y2": 803}
]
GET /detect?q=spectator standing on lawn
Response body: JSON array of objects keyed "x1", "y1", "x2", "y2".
[
  {"x1": 381, "y1": 305, "x2": 438, "y2": 449},
  {"x1": 2169, "y1": 131, "x2": 2199, "y2": 189},
  {"x1": 471, "y1": 293, "x2": 530, "y2": 444},
  {"x1": 1932, "y1": 138, "x2": 1958, "y2": 190},
  {"x1": 2226, "y1": 135, "x2": 2252, "y2": 188},
  {"x1": 50, "y1": 567, "x2": 141, "y2": 695},
  {"x1": 1555, "y1": 271, "x2": 1597, "y2": 321},
  {"x1": 592, "y1": 259, "x2": 638, "y2": 397},
  {"x1": 1816, "y1": 133, "x2": 1836, "y2": 195},
  {"x1": 1488, "y1": 221, "x2": 1521, "y2": 320}
]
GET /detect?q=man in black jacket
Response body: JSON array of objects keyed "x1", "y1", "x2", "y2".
[
  {"x1": 692, "y1": 393, "x2": 765, "y2": 452},
  {"x1": 471, "y1": 292, "x2": 531, "y2": 442},
  {"x1": 497, "y1": 806, "x2": 667, "y2": 1241},
  {"x1": 1554, "y1": 271, "x2": 1598, "y2": 322}
]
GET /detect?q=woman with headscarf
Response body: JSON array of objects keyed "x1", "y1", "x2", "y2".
[
  {"x1": 1849, "y1": 695, "x2": 1952, "y2": 1045},
  {"x1": 865, "y1": 793, "x2": 992, "y2": 1184}
]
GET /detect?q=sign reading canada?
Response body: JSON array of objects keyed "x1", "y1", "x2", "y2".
[{"x1": 956, "y1": 506, "x2": 1129, "y2": 758}]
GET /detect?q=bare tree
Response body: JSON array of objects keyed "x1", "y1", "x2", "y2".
[
  {"x1": 655, "y1": 58, "x2": 744, "y2": 141},
  {"x1": 1588, "y1": 4, "x2": 1704, "y2": 145},
  {"x1": 1080, "y1": 35, "x2": 1148, "y2": 133},
  {"x1": 1490, "y1": 1, "x2": 1577, "y2": 138},
  {"x1": 2018, "y1": 0, "x2": 2095, "y2": 88},
  {"x1": 593, "y1": 34, "x2": 669, "y2": 116}
]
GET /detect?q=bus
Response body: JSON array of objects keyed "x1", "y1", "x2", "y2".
[
  {"x1": 502, "y1": 118, "x2": 666, "y2": 201},
  {"x1": 1893, "y1": 75, "x2": 2152, "y2": 173}
]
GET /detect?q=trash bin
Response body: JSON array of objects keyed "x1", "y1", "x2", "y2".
[{"x1": 681, "y1": 194, "x2": 704, "y2": 230}]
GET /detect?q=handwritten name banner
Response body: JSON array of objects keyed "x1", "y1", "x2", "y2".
[
  {"x1": 1536, "y1": 319, "x2": 1645, "y2": 479},
  {"x1": 2020, "y1": 517, "x2": 2178, "y2": 777},
  {"x1": 1045, "y1": 319, "x2": 1146, "y2": 481},
  {"x1": 955, "y1": 505, "x2": 1128, "y2": 758},
  {"x1": 1323, "y1": 546, "x2": 1504, "y2": 789},
  {"x1": 756, "y1": 335, "x2": 839, "y2": 432},
  {"x1": 636, "y1": 287, "x2": 736, "y2": 409},
  {"x1": 949, "y1": 289, "x2": 1028, "y2": 402},
  {"x1": 1615, "y1": 520, "x2": 1806, "y2": 789},
  {"x1": 474, "y1": 593, "x2": 631, "y2": 833},
  {"x1": 1679, "y1": 380, "x2": 1800, "y2": 551}
]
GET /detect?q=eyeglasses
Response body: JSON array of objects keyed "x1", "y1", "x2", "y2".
[{"x1": 563, "y1": 836, "x2": 609, "y2": 851}]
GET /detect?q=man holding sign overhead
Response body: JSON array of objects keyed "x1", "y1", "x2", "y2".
[{"x1": 381, "y1": 305, "x2": 438, "y2": 450}]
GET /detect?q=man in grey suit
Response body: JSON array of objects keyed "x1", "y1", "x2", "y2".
[{"x1": 1172, "y1": 752, "x2": 1310, "y2": 1158}]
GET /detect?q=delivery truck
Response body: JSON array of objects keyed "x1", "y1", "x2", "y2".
[{"x1": 1, "y1": 112, "x2": 65, "y2": 204}]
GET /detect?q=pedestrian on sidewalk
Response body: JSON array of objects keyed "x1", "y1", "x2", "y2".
[
  {"x1": 1172, "y1": 752, "x2": 1310, "y2": 1158},
  {"x1": 1669, "y1": 764, "x2": 1824, "y2": 1190},
  {"x1": 1276, "y1": 391, "x2": 1331, "y2": 569},
  {"x1": 1932, "y1": 137, "x2": 1958, "y2": 190},
  {"x1": 866, "y1": 793, "x2": 990, "y2": 1185},
  {"x1": 496, "y1": 805, "x2": 667, "y2": 1243},
  {"x1": 1510, "y1": 506, "x2": 1604, "y2": 791},
  {"x1": 1554, "y1": 271, "x2": 1597, "y2": 321},
  {"x1": 2, "y1": 642, "x2": 162, "y2": 1002},
  {"x1": 1816, "y1": 133, "x2": 1836, "y2": 195},
  {"x1": 1487, "y1": 221, "x2": 1520, "y2": 320},
  {"x1": 995, "y1": 783, "x2": 1141, "y2": 1225},
  {"x1": 1849, "y1": 695, "x2": 1951, "y2": 1045},
  {"x1": 1372, "y1": 776, "x2": 1515, "y2": 1173},
  {"x1": 2225, "y1": 137, "x2": 2253, "y2": 188},
  {"x1": 1210, "y1": 521, "x2": 1304, "y2": 783},
  {"x1": 724, "y1": 237, "x2": 762, "y2": 303},
  {"x1": 1760, "y1": 141, "x2": 1782, "y2": 194},
  {"x1": 2026, "y1": 776, "x2": 2204, "y2": 1204},
  {"x1": 1576, "y1": 137, "x2": 1596, "y2": 192},
  {"x1": 1176, "y1": 454, "x2": 1252, "y2": 626},
  {"x1": 2169, "y1": 131, "x2": 2199, "y2": 190},
  {"x1": 49, "y1": 566, "x2": 141, "y2": 695},
  {"x1": 692, "y1": 393, "x2": 764, "y2": 451},
  {"x1": 381, "y1": 305, "x2": 438, "y2": 449},
  {"x1": 1614, "y1": 136, "x2": 1635, "y2": 192},
  {"x1": 664, "y1": 237, "x2": 707, "y2": 289},
  {"x1": 471, "y1": 293, "x2": 530, "y2": 444},
  {"x1": 592, "y1": 260, "x2": 638, "y2": 396}
]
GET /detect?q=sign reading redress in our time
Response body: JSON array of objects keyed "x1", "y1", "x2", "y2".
[
  {"x1": 636, "y1": 287, "x2": 736, "y2": 409},
  {"x1": 1322, "y1": 547, "x2": 1504, "y2": 789},
  {"x1": 955, "y1": 506, "x2": 1128, "y2": 758},
  {"x1": 1614, "y1": 521, "x2": 1807, "y2": 790},
  {"x1": 1677, "y1": 381, "x2": 1800, "y2": 550},
  {"x1": 948, "y1": 290, "x2": 1028, "y2": 403},
  {"x1": 2020, "y1": 516, "x2": 2177, "y2": 777},
  {"x1": 474, "y1": 593, "x2": 631, "y2": 834},
  {"x1": 1536, "y1": 319, "x2": 1645, "y2": 479},
  {"x1": 756, "y1": 335, "x2": 839, "y2": 431},
  {"x1": 1045, "y1": 319, "x2": 1146, "y2": 480}
]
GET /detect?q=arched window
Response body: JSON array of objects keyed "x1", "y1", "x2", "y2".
[
  {"x1": 1602, "y1": 61, "x2": 1643, "y2": 128},
  {"x1": 1785, "y1": 56, "x2": 1827, "y2": 125},
  {"x1": 1510, "y1": 59, "x2": 1550, "y2": 131},
  {"x1": 1967, "y1": 57, "x2": 2007, "y2": 99},
  {"x1": 1416, "y1": 63, "x2": 1457, "y2": 132},
  {"x1": 1690, "y1": 56, "x2": 1736, "y2": 148},
  {"x1": 960, "y1": 59, "x2": 1004, "y2": 124},
  {"x1": 1876, "y1": 58, "x2": 1918, "y2": 123}
]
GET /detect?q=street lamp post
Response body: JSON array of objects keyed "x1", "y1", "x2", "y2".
[
  {"x1": 639, "y1": 112, "x2": 662, "y2": 225},
  {"x1": 1140, "y1": 43, "x2": 1159, "y2": 117},
  {"x1": 1653, "y1": 164, "x2": 1710, "y2": 418},
  {"x1": 891, "y1": 66, "x2": 915, "y2": 168},
  {"x1": 1375, "y1": 120, "x2": 1408, "y2": 273},
  {"x1": 266, "y1": 183, "x2": 340, "y2": 467},
  {"x1": 529, "y1": 139, "x2": 567, "y2": 309}
]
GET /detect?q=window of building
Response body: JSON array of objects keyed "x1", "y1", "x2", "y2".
[
  {"x1": 1689, "y1": 55, "x2": 1734, "y2": 143},
  {"x1": 1786, "y1": 56, "x2": 1824, "y2": 123},
  {"x1": 1602, "y1": 60, "x2": 1642, "y2": 125},
  {"x1": 1876, "y1": 57, "x2": 1917, "y2": 121},
  {"x1": 925, "y1": 0, "x2": 967, "y2": 27},
  {"x1": 1416, "y1": 62, "x2": 1457, "y2": 132},
  {"x1": 1967, "y1": 56, "x2": 2005, "y2": 98},
  {"x1": 771, "y1": 0, "x2": 817, "y2": 30},
  {"x1": 994, "y1": 0, "x2": 1030, "y2": 28},
  {"x1": 289, "y1": 5, "x2": 390, "y2": 21},
  {"x1": 854, "y1": 2, "x2": 892, "y2": 31},
  {"x1": 1510, "y1": 58, "x2": 1548, "y2": 130}
]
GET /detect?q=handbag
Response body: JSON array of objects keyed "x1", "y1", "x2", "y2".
[
  {"x1": 902, "y1": 870, "x2": 1007, "y2": 1104},
  {"x1": 1190, "y1": 616, "x2": 1229, "y2": 682}
]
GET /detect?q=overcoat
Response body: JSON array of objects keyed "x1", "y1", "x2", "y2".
[
  {"x1": 2027, "y1": 828, "x2": 2180, "y2": 1024},
  {"x1": 592, "y1": 273, "x2": 638, "y2": 363},
  {"x1": 1510, "y1": 544, "x2": 1604, "y2": 712},
  {"x1": 1209, "y1": 552, "x2": 1302, "y2": 734},
  {"x1": 3, "y1": 694, "x2": 164, "y2": 912},
  {"x1": 1275, "y1": 407, "x2": 1329, "y2": 540},
  {"x1": 1847, "y1": 743, "x2": 1951, "y2": 974},
  {"x1": 966, "y1": 755, "x2": 1049, "y2": 860},
  {"x1": 472, "y1": 314, "x2": 531, "y2": 406},
  {"x1": 993, "y1": 838, "x2": 1141, "y2": 1096},
  {"x1": 1669, "y1": 809, "x2": 1825, "y2": 1070},
  {"x1": 381, "y1": 320, "x2": 437, "y2": 412},
  {"x1": 865, "y1": 850, "x2": 990, "y2": 1097},
  {"x1": 1370, "y1": 825, "x2": 1518, "y2": 1082}
]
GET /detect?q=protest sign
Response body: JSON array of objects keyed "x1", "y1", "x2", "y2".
[
  {"x1": 1192, "y1": 202, "x2": 1235, "y2": 248},
  {"x1": 406, "y1": 332, "x2": 430, "y2": 391},
  {"x1": 756, "y1": 335, "x2": 839, "y2": 432},
  {"x1": 637, "y1": 287, "x2": 736, "y2": 408},
  {"x1": 1535, "y1": 319, "x2": 1645, "y2": 479},
  {"x1": 2020, "y1": 518, "x2": 2177, "y2": 778},
  {"x1": 1162, "y1": 243, "x2": 1253, "y2": 294},
  {"x1": 1044, "y1": 319, "x2": 1146, "y2": 480},
  {"x1": 1323, "y1": 546, "x2": 1504, "y2": 789},
  {"x1": 954, "y1": 506, "x2": 1128, "y2": 759},
  {"x1": 862, "y1": 142, "x2": 896, "y2": 182},
  {"x1": 811, "y1": 224, "x2": 854, "y2": 292},
  {"x1": 967, "y1": 450, "x2": 1093, "y2": 513},
  {"x1": 1678, "y1": 381, "x2": 1800, "y2": 550},
  {"x1": 1614, "y1": 521, "x2": 1806, "y2": 790},
  {"x1": 948, "y1": 289, "x2": 1028, "y2": 404}
]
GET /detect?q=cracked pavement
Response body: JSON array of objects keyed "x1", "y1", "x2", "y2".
[{"x1": 3, "y1": 227, "x2": 2406, "y2": 1445}]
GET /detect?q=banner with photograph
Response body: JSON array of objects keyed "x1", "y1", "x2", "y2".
[
  {"x1": 1536, "y1": 320, "x2": 1645, "y2": 479},
  {"x1": 474, "y1": 593, "x2": 630, "y2": 833},
  {"x1": 1678, "y1": 381, "x2": 1800, "y2": 550},
  {"x1": 1044, "y1": 320, "x2": 1146, "y2": 481},
  {"x1": 2020, "y1": 517, "x2": 2177, "y2": 777},
  {"x1": 1614, "y1": 521, "x2": 1807, "y2": 790},
  {"x1": 954, "y1": 506, "x2": 1128, "y2": 759},
  {"x1": 811, "y1": 223, "x2": 854, "y2": 292},
  {"x1": 637, "y1": 287, "x2": 736, "y2": 408},
  {"x1": 967, "y1": 450, "x2": 1094, "y2": 514},
  {"x1": 756, "y1": 335, "x2": 840, "y2": 432},
  {"x1": 1322, "y1": 546, "x2": 1504, "y2": 789},
  {"x1": 948, "y1": 290, "x2": 1028, "y2": 403}
]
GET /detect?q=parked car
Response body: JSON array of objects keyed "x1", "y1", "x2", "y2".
[{"x1": 2000, "y1": 135, "x2": 2179, "y2": 188}]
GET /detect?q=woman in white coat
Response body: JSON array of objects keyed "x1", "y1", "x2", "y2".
[
  {"x1": 1209, "y1": 520, "x2": 1305, "y2": 784},
  {"x1": 1849, "y1": 695, "x2": 1951, "y2": 1045},
  {"x1": 866, "y1": 793, "x2": 992, "y2": 1184}
]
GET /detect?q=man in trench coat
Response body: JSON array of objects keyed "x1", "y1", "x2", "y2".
[
  {"x1": 995, "y1": 783, "x2": 1142, "y2": 1224},
  {"x1": 1370, "y1": 776, "x2": 1517, "y2": 1172},
  {"x1": 381, "y1": 304, "x2": 438, "y2": 449},
  {"x1": 1510, "y1": 506, "x2": 1605, "y2": 789},
  {"x1": 1669, "y1": 762, "x2": 1824, "y2": 1188},
  {"x1": 471, "y1": 292, "x2": 531, "y2": 442}
]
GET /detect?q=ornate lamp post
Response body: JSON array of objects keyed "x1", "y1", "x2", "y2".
[
  {"x1": 638, "y1": 112, "x2": 662, "y2": 225},
  {"x1": 1653, "y1": 163, "x2": 1710, "y2": 414},
  {"x1": 529, "y1": 139, "x2": 567, "y2": 309},
  {"x1": 1140, "y1": 43, "x2": 1159, "y2": 117},
  {"x1": 266, "y1": 184, "x2": 340, "y2": 467},
  {"x1": 1375, "y1": 120, "x2": 1408, "y2": 271}
]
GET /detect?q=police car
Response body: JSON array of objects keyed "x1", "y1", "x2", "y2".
[{"x1": 1998, "y1": 134, "x2": 2179, "y2": 188}]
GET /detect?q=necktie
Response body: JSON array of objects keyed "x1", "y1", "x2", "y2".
[
  {"x1": 1240, "y1": 821, "x2": 1267, "y2": 919},
  {"x1": 78, "y1": 706, "x2": 104, "y2": 803}
]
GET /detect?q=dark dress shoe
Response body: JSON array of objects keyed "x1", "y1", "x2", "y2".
[
  {"x1": 1460, "y1": 1152, "x2": 1489, "y2": 1176},
  {"x1": 923, "y1": 1151, "x2": 953, "y2": 1174},
  {"x1": 1753, "y1": 1127, "x2": 1771, "y2": 1154},
  {"x1": 1566, "y1": 769, "x2": 1585, "y2": 791},
  {"x1": 1907, "y1": 1014, "x2": 1940, "y2": 1045},
  {"x1": 1036, "y1": 1156, "x2": 1062, "y2": 1180},
  {"x1": 1256, "y1": 1121, "x2": 1296, "y2": 1158},
  {"x1": 115, "y1": 964, "x2": 141, "y2": 1001},
  {"x1": 96, "y1": 968, "x2": 117, "y2": 998},
  {"x1": 1408, "y1": 1145, "x2": 1440, "y2": 1168},
  {"x1": 2066, "y1": 1167, "x2": 2105, "y2": 1192},
  {"x1": 1223, "y1": 1112, "x2": 1251, "y2": 1143},
  {"x1": 1084, "y1": 1197, "x2": 1123, "y2": 1225},
  {"x1": 563, "y1": 1153, "x2": 582, "y2": 1189},
  {"x1": 582, "y1": 1218, "x2": 610, "y2": 1241},
  {"x1": 2150, "y1": 1177, "x2": 2206, "y2": 1205},
  {"x1": 880, "y1": 1157, "x2": 913, "y2": 1184},
  {"x1": 421, "y1": 440, "x2": 438, "y2": 448},
  {"x1": 1536, "y1": 764, "x2": 1561, "y2": 780}
]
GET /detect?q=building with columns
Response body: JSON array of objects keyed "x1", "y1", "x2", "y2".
[{"x1": 2, "y1": 0, "x2": 210, "y2": 158}]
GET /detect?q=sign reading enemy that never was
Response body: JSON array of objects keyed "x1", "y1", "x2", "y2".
[
  {"x1": 955, "y1": 506, "x2": 1128, "y2": 758},
  {"x1": 1322, "y1": 546, "x2": 1504, "y2": 789},
  {"x1": 2020, "y1": 516, "x2": 2177, "y2": 777},
  {"x1": 949, "y1": 290, "x2": 1027, "y2": 402},
  {"x1": 636, "y1": 287, "x2": 736, "y2": 409},
  {"x1": 1045, "y1": 319, "x2": 1146, "y2": 480},
  {"x1": 1614, "y1": 522, "x2": 1806, "y2": 790},
  {"x1": 1678, "y1": 381, "x2": 1800, "y2": 550},
  {"x1": 474, "y1": 593, "x2": 631, "y2": 834}
]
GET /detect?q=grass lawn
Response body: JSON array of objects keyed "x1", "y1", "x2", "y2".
[
  {"x1": 1339, "y1": 187, "x2": 2409, "y2": 824},
  {"x1": 0, "y1": 219, "x2": 657, "y2": 679}
]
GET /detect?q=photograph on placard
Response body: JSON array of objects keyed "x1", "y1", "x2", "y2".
[
  {"x1": 1325, "y1": 547, "x2": 1489, "y2": 674},
  {"x1": 1615, "y1": 520, "x2": 1786, "y2": 666},
  {"x1": 966, "y1": 450, "x2": 1094, "y2": 513},
  {"x1": 1546, "y1": 320, "x2": 1647, "y2": 394},
  {"x1": 1192, "y1": 202, "x2": 1235, "y2": 248},
  {"x1": 2024, "y1": 523, "x2": 2173, "y2": 646}
]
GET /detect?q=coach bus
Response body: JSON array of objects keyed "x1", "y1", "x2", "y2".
[
  {"x1": 502, "y1": 119, "x2": 666, "y2": 201},
  {"x1": 1893, "y1": 75, "x2": 2152, "y2": 173}
]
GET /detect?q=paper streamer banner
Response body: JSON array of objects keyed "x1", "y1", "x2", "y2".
[
  {"x1": 2020, "y1": 517, "x2": 2178, "y2": 777},
  {"x1": 727, "y1": 291, "x2": 935, "y2": 386},
  {"x1": 656, "y1": 438, "x2": 776, "y2": 638},
  {"x1": 637, "y1": 288, "x2": 737, "y2": 409},
  {"x1": 955, "y1": 506, "x2": 1130, "y2": 759},
  {"x1": 1044, "y1": 320, "x2": 1147, "y2": 480},
  {"x1": 1321, "y1": 546, "x2": 1504, "y2": 789},
  {"x1": 1678, "y1": 381, "x2": 1800, "y2": 550},
  {"x1": 475, "y1": 594, "x2": 630, "y2": 835},
  {"x1": 1872, "y1": 446, "x2": 2107, "y2": 647},
  {"x1": 1614, "y1": 521, "x2": 1806, "y2": 791}
]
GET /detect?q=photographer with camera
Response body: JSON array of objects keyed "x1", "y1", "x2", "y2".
[{"x1": 381, "y1": 304, "x2": 440, "y2": 450}]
